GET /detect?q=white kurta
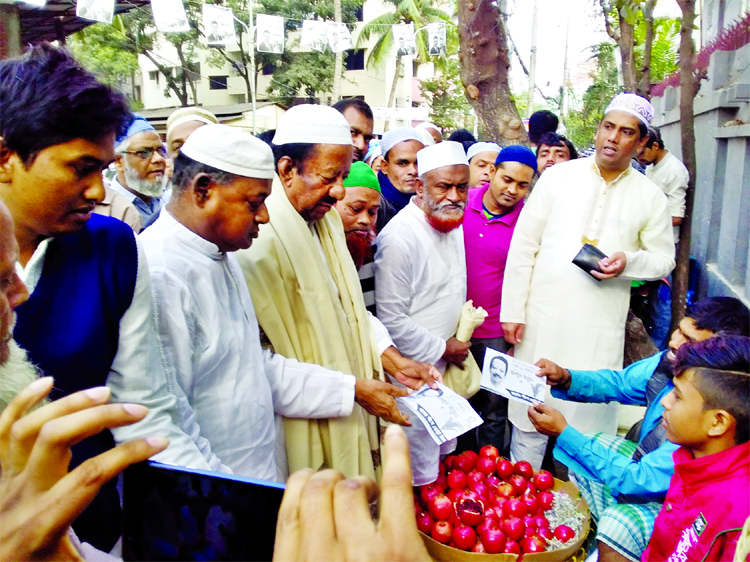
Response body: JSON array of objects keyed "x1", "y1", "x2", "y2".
[
  {"x1": 374, "y1": 199, "x2": 466, "y2": 485},
  {"x1": 140, "y1": 210, "x2": 356, "y2": 481},
  {"x1": 501, "y1": 157, "x2": 675, "y2": 435},
  {"x1": 374, "y1": 200, "x2": 467, "y2": 372},
  {"x1": 646, "y1": 150, "x2": 689, "y2": 242}
]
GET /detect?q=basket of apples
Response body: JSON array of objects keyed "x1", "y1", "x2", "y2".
[{"x1": 414, "y1": 445, "x2": 589, "y2": 561}]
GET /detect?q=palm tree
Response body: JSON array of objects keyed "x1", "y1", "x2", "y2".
[{"x1": 356, "y1": 0, "x2": 452, "y2": 130}]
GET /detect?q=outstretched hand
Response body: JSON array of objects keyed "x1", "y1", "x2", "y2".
[
  {"x1": 273, "y1": 424, "x2": 430, "y2": 562},
  {"x1": 354, "y1": 379, "x2": 411, "y2": 426},
  {"x1": 0, "y1": 377, "x2": 168, "y2": 561},
  {"x1": 527, "y1": 402, "x2": 568, "y2": 437},
  {"x1": 381, "y1": 346, "x2": 442, "y2": 390},
  {"x1": 535, "y1": 358, "x2": 572, "y2": 390}
]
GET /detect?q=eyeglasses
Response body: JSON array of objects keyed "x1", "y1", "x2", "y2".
[{"x1": 120, "y1": 146, "x2": 168, "y2": 160}]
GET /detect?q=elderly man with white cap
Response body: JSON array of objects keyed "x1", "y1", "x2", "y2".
[
  {"x1": 501, "y1": 92, "x2": 675, "y2": 470},
  {"x1": 165, "y1": 106, "x2": 218, "y2": 159},
  {"x1": 140, "y1": 124, "x2": 374, "y2": 480},
  {"x1": 374, "y1": 141, "x2": 473, "y2": 484},
  {"x1": 376, "y1": 127, "x2": 424, "y2": 230},
  {"x1": 236, "y1": 105, "x2": 441, "y2": 480},
  {"x1": 467, "y1": 141, "x2": 501, "y2": 189}
]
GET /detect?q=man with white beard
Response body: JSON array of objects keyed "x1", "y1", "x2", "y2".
[
  {"x1": 110, "y1": 116, "x2": 168, "y2": 230},
  {"x1": 374, "y1": 141, "x2": 472, "y2": 485}
]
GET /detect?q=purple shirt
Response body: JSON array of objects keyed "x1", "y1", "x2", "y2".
[{"x1": 463, "y1": 185, "x2": 525, "y2": 338}]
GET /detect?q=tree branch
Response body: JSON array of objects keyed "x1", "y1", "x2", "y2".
[{"x1": 599, "y1": 0, "x2": 620, "y2": 41}]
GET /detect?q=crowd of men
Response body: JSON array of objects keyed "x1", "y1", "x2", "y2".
[{"x1": 0, "y1": 43, "x2": 748, "y2": 562}]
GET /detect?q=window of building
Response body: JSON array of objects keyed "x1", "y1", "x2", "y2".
[
  {"x1": 148, "y1": 70, "x2": 159, "y2": 83},
  {"x1": 345, "y1": 49, "x2": 365, "y2": 71},
  {"x1": 354, "y1": 5, "x2": 364, "y2": 21},
  {"x1": 262, "y1": 63, "x2": 276, "y2": 75},
  {"x1": 209, "y1": 76, "x2": 228, "y2": 90}
]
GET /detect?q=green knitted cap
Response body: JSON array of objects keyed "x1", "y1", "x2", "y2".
[{"x1": 343, "y1": 161, "x2": 381, "y2": 193}]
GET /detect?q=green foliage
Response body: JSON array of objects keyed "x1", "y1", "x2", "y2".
[
  {"x1": 419, "y1": 58, "x2": 472, "y2": 130},
  {"x1": 68, "y1": 22, "x2": 139, "y2": 93},
  {"x1": 564, "y1": 42, "x2": 619, "y2": 150},
  {"x1": 634, "y1": 16, "x2": 680, "y2": 82}
]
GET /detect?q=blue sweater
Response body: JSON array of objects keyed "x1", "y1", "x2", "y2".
[{"x1": 551, "y1": 352, "x2": 678, "y2": 501}]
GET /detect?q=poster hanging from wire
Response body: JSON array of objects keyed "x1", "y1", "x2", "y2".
[
  {"x1": 427, "y1": 21, "x2": 446, "y2": 56},
  {"x1": 257, "y1": 13, "x2": 285, "y2": 54},
  {"x1": 327, "y1": 21, "x2": 352, "y2": 53},
  {"x1": 301, "y1": 20, "x2": 328, "y2": 52},
  {"x1": 76, "y1": 0, "x2": 114, "y2": 24},
  {"x1": 203, "y1": 4, "x2": 236, "y2": 46},
  {"x1": 393, "y1": 23, "x2": 416, "y2": 57},
  {"x1": 151, "y1": 0, "x2": 190, "y2": 33}
]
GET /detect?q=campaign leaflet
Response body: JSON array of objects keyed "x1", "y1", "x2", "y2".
[{"x1": 480, "y1": 349, "x2": 546, "y2": 406}]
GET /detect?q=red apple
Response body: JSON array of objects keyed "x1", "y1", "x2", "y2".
[
  {"x1": 502, "y1": 516, "x2": 525, "y2": 541},
  {"x1": 416, "y1": 512, "x2": 434, "y2": 535},
  {"x1": 469, "y1": 480, "x2": 491, "y2": 500},
  {"x1": 554, "y1": 524, "x2": 576, "y2": 543},
  {"x1": 522, "y1": 493, "x2": 540, "y2": 515},
  {"x1": 452, "y1": 524, "x2": 477, "y2": 551},
  {"x1": 538, "y1": 490, "x2": 555, "y2": 511},
  {"x1": 467, "y1": 469, "x2": 485, "y2": 485},
  {"x1": 484, "y1": 506, "x2": 502, "y2": 522},
  {"x1": 496, "y1": 482, "x2": 514, "y2": 498},
  {"x1": 455, "y1": 451, "x2": 478, "y2": 472},
  {"x1": 514, "y1": 460, "x2": 534, "y2": 479},
  {"x1": 486, "y1": 474, "x2": 501, "y2": 489},
  {"x1": 419, "y1": 484, "x2": 441, "y2": 508},
  {"x1": 447, "y1": 488, "x2": 464, "y2": 503},
  {"x1": 477, "y1": 456, "x2": 496, "y2": 476},
  {"x1": 431, "y1": 520, "x2": 452, "y2": 544},
  {"x1": 524, "y1": 526, "x2": 536, "y2": 538},
  {"x1": 538, "y1": 526, "x2": 554, "y2": 542},
  {"x1": 509, "y1": 474, "x2": 528, "y2": 496},
  {"x1": 476, "y1": 518, "x2": 499, "y2": 537},
  {"x1": 480, "y1": 444, "x2": 500, "y2": 461},
  {"x1": 535, "y1": 514, "x2": 550, "y2": 529},
  {"x1": 447, "y1": 470, "x2": 468, "y2": 490},
  {"x1": 521, "y1": 536, "x2": 547, "y2": 553},
  {"x1": 524, "y1": 515, "x2": 537, "y2": 529}
]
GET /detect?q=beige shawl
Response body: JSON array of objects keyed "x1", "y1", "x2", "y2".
[{"x1": 236, "y1": 180, "x2": 383, "y2": 479}]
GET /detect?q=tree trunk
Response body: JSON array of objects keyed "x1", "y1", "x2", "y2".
[
  {"x1": 176, "y1": 43, "x2": 197, "y2": 106},
  {"x1": 332, "y1": 0, "x2": 343, "y2": 103},
  {"x1": 671, "y1": 0, "x2": 699, "y2": 333},
  {"x1": 618, "y1": 11, "x2": 637, "y2": 91},
  {"x1": 384, "y1": 57, "x2": 402, "y2": 132},
  {"x1": 457, "y1": 0, "x2": 527, "y2": 145},
  {"x1": 637, "y1": 0, "x2": 657, "y2": 97}
]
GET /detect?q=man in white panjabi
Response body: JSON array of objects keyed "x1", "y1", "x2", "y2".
[
  {"x1": 374, "y1": 141, "x2": 473, "y2": 484},
  {"x1": 140, "y1": 124, "x2": 363, "y2": 481},
  {"x1": 501, "y1": 93, "x2": 675, "y2": 468}
]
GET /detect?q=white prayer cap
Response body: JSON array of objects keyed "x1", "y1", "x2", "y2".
[
  {"x1": 417, "y1": 141, "x2": 469, "y2": 176},
  {"x1": 166, "y1": 106, "x2": 219, "y2": 137},
  {"x1": 419, "y1": 128, "x2": 436, "y2": 146},
  {"x1": 415, "y1": 121, "x2": 441, "y2": 134},
  {"x1": 181, "y1": 124, "x2": 275, "y2": 179},
  {"x1": 467, "y1": 142, "x2": 501, "y2": 162},
  {"x1": 381, "y1": 127, "x2": 424, "y2": 158},
  {"x1": 604, "y1": 93, "x2": 654, "y2": 127},
  {"x1": 272, "y1": 104, "x2": 353, "y2": 146}
]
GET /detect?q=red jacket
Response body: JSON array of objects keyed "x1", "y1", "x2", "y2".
[{"x1": 642, "y1": 441, "x2": 750, "y2": 562}]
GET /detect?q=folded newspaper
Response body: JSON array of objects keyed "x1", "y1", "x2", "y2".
[
  {"x1": 480, "y1": 349, "x2": 546, "y2": 406},
  {"x1": 396, "y1": 382, "x2": 483, "y2": 445}
]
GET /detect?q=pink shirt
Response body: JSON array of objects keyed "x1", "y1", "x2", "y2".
[{"x1": 463, "y1": 185, "x2": 525, "y2": 338}]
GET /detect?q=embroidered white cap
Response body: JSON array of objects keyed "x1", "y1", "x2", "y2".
[
  {"x1": 166, "y1": 106, "x2": 219, "y2": 137},
  {"x1": 181, "y1": 124, "x2": 275, "y2": 179},
  {"x1": 272, "y1": 104, "x2": 353, "y2": 146},
  {"x1": 604, "y1": 93, "x2": 654, "y2": 127},
  {"x1": 417, "y1": 141, "x2": 469, "y2": 176},
  {"x1": 380, "y1": 127, "x2": 424, "y2": 158},
  {"x1": 467, "y1": 142, "x2": 501, "y2": 162}
]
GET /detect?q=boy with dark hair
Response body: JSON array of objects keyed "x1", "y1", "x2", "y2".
[
  {"x1": 528, "y1": 110, "x2": 559, "y2": 146},
  {"x1": 528, "y1": 296, "x2": 749, "y2": 562},
  {"x1": 643, "y1": 334, "x2": 750, "y2": 562},
  {"x1": 0, "y1": 43, "x2": 221, "y2": 549},
  {"x1": 536, "y1": 132, "x2": 578, "y2": 174}
]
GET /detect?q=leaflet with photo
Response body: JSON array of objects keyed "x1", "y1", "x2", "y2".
[
  {"x1": 396, "y1": 383, "x2": 482, "y2": 446},
  {"x1": 480, "y1": 349, "x2": 546, "y2": 406}
]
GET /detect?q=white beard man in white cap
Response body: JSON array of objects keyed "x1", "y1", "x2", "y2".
[
  {"x1": 374, "y1": 141, "x2": 473, "y2": 485},
  {"x1": 500, "y1": 92, "x2": 675, "y2": 470},
  {"x1": 235, "y1": 105, "x2": 442, "y2": 481},
  {"x1": 139, "y1": 124, "x2": 402, "y2": 480}
]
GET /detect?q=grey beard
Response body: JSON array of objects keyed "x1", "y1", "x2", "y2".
[
  {"x1": 123, "y1": 163, "x2": 167, "y2": 198},
  {"x1": 0, "y1": 339, "x2": 44, "y2": 415}
]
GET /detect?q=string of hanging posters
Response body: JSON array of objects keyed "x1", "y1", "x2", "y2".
[{"x1": 72, "y1": 0, "x2": 447, "y2": 56}]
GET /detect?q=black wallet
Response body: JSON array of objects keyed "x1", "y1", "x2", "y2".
[{"x1": 572, "y1": 243, "x2": 608, "y2": 281}]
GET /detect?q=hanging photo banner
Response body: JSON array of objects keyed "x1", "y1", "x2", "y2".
[
  {"x1": 151, "y1": 0, "x2": 190, "y2": 33},
  {"x1": 327, "y1": 21, "x2": 352, "y2": 53},
  {"x1": 21, "y1": 0, "x2": 46, "y2": 7},
  {"x1": 301, "y1": 20, "x2": 328, "y2": 52},
  {"x1": 203, "y1": 5, "x2": 236, "y2": 46},
  {"x1": 427, "y1": 21, "x2": 446, "y2": 56},
  {"x1": 256, "y1": 13, "x2": 285, "y2": 54},
  {"x1": 393, "y1": 23, "x2": 416, "y2": 58},
  {"x1": 76, "y1": 0, "x2": 114, "y2": 24}
]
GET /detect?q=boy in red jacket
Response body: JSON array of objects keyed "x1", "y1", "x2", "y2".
[{"x1": 642, "y1": 334, "x2": 750, "y2": 562}]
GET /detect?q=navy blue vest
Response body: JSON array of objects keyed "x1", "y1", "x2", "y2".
[{"x1": 13, "y1": 214, "x2": 138, "y2": 549}]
